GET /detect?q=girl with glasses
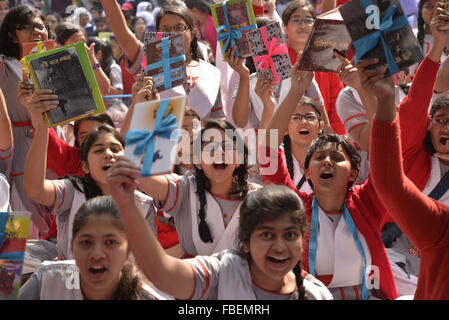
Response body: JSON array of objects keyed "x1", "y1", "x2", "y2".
[
  {"x1": 0, "y1": 5, "x2": 52, "y2": 237},
  {"x1": 101, "y1": 0, "x2": 225, "y2": 120},
  {"x1": 282, "y1": 0, "x2": 346, "y2": 135}
]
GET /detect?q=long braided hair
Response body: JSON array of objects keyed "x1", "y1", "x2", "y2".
[
  {"x1": 283, "y1": 97, "x2": 323, "y2": 183},
  {"x1": 238, "y1": 185, "x2": 308, "y2": 299},
  {"x1": 194, "y1": 119, "x2": 249, "y2": 243}
]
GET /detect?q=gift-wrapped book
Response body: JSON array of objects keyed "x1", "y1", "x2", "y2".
[
  {"x1": 124, "y1": 96, "x2": 186, "y2": 177},
  {"x1": 246, "y1": 22, "x2": 291, "y2": 84},
  {"x1": 339, "y1": 0, "x2": 423, "y2": 77},
  {"x1": 145, "y1": 33, "x2": 186, "y2": 92},
  {"x1": 211, "y1": 0, "x2": 257, "y2": 57}
]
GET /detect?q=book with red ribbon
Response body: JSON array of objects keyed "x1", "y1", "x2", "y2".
[{"x1": 246, "y1": 22, "x2": 291, "y2": 84}]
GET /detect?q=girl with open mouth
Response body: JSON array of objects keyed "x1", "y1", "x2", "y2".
[
  {"x1": 19, "y1": 196, "x2": 167, "y2": 300},
  {"x1": 22, "y1": 91, "x2": 156, "y2": 264},
  {"x1": 259, "y1": 55, "x2": 397, "y2": 300},
  {"x1": 107, "y1": 166, "x2": 333, "y2": 300},
  {"x1": 111, "y1": 116, "x2": 259, "y2": 258}
]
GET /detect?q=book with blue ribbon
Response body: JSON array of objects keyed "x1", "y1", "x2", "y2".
[
  {"x1": 246, "y1": 22, "x2": 291, "y2": 84},
  {"x1": 339, "y1": 0, "x2": 423, "y2": 77},
  {"x1": 211, "y1": 0, "x2": 257, "y2": 57},
  {"x1": 124, "y1": 96, "x2": 186, "y2": 177},
  {"x1": 145, "y1": 33, "x2": 186, "y2": 92},
  {"x1": 0, "y1": 211, "x2": 31, "y2": 300},
  {"x1": 298, "y1": 8, "x2": 352, "y2": 72},
  {"x1": 143, "y1": 31, "x2": 176, "y2": 46}
]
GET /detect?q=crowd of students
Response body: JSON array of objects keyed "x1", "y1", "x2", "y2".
[{"x1": 0, "y1": 0, "x2": 448, "y2": 300}]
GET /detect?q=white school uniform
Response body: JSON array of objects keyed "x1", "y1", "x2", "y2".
[
  {"x1": 155, "y1": 174, "x2": 260, "y2": 256},
  {"x1": 127, "y1": 44, "x2": 225, "y2": 119},
  {"x1": 231, "y1": 73, "x2": 324, "y2": 130},
  {"x1": 313, "y1": 205, "x2": 375, "y2": 300},
  {"x1": 19, "y1": 260, "x2": 171, "y2": 300},
  {"x1": 48, "y1": 179, "x2": 156, "y2": 260},
  {"x1": 185, "y1": 249, "x2": 333, "y2": 300}
]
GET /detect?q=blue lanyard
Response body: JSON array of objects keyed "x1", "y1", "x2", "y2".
[{"x1": 309, "y1": 198, "x2": 369, "y2": 300}]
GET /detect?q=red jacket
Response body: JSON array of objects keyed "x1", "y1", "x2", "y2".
[
  {"x1": 261, "y1": 147, "x2": 398, "y2": 300},
  {"x1": 398, "y1": 57, "x2": 440, "y2": 191},
  {"x1": 371, "y1": 117, "x2": 449, "y2": 299}
]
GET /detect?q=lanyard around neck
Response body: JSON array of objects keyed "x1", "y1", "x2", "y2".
[{"x1": 309, "y1": 197, "x2": 369, "y2": 300}]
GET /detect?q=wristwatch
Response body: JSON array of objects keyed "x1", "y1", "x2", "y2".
[{"x1": 92, "y1": 62, "x2": 101, "y2": 70}]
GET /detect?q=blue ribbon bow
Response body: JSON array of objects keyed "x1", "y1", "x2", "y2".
[
  {"x1": 216, "y1": 0, "x2": 257, "y2": 56},
  {"x1": 0, "y1": 212, "x2": 25, "y2": 263},
  {"x1": 147, "y1": 37, "x2": 186, "y2": 90},
  {"x1": 353, "y1": 0, "x2": 409, "y2": 75},
  {"x1": 124, "y1": 99, "x2": 181, "y2": 177}
]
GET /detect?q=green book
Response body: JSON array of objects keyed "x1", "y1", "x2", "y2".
[{"x1": 25, "y1": 42, "x2": 106, "y2": 127}]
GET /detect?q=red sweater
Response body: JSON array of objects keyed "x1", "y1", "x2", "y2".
[
  {"x1": 47, "y1": 128, "x2": 83, "y2": 177},
  {"x1": 288, "y1": 47, "x2": 346, "y2": 135},
  {"x1": 398, "y1": 57, "x2": 440, "y2": 191},
  {"x1": 371, "y1": 117, "x2": 449, "y2": 300},
  {"x1": 261, "y1": 147, "x2": 398, "y2": 300}
]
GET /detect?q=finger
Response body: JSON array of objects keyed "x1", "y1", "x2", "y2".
[
  {"x1": 356, "y1": 58, "x2": 380, "y2": 69},
  {"x1": 333, "y1": 49, "x2": 351, "y2": 66}
]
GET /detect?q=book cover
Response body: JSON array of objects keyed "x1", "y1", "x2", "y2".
[
  {"x1": 211, "y1": 0, "x2": 257, "y2": 57},
  {"x1": 124, "y1": 96, "x2": 186, "y2": 177},
  {"x1": 145, "y1": 33, "x2": 186, "y2": 92},
  {"x1": 299, "y1": 8, "x2": 352, "y2": 72},
  {"x1": 21, "y1": 40, "x2": 56, "y2": 81},
  {"x1": 143, "y1": 31, "x2": 176, "y2": 47},
  {"x1": 25, "y1": 42, "x2": 106, "y2": 128},
  {"x1": 98, "y1": 32, "x2": 112, "y2": 42},
  {"x1": 339, "y1": 0, "x2": 424, "y2": 77},
  {"x1": 246, "y1": 22, "x2": 291, "y2": 83},
  {"x1": 0, "y1": 211, "x2": 31, "y2": 300}
]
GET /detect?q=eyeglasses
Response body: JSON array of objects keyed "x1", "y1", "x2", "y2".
[
  {"x1": 202, "y1": 141, "x2": 236, "y2": 153},
  {"x1": 431, "y1": 117, "x2": 449, "y2": 128},
  {"x1": 289, "y1": 18, "x2": 315, "y2": 26},
  {"x1": 291, "y1": 113, "x2": 319, "y2": 123},
  {"x1": 16, "y1": 23, "x2": 47, "y2": 32},
  {"x1": 159, "y1": 24, "x2": 190, "y2": 33}
]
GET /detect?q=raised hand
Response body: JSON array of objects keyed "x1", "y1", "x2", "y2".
[
  {"x1": 255, "y1": 76, "x2": 275, "y2": 105},
  {"x1": 225, "y1": 47, "x2": 249, "y2": 76},
  {"x1": 290, "y1": 52, "x2": 313, "y2": 91},
  {"x1": 106, "y1": 156, "x2": 141, "y2": 207},
  {"x1": 21, "y1": 89, "x2": 59, "y2": 129},
  {"x1": 430, "y1": 2, "x2": 449, "y2": 45},
  {"x1": 335, "y1": 50, "x2": 379, "y2": 90},
  {"x1": 132, "y1": 75, "x2": 159, "y2": 103}
]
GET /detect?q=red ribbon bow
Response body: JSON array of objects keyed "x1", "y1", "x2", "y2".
[{"x1": 253, "y1": 29, "x2": 288, "y2": 84}]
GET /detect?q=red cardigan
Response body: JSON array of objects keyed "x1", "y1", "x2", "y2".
[
  {"x1": 288, "y1": 47, "x2": 346, "y2": 135},
  {"x1": 47, "y1": 128, "x2": 83, "y2": 177},
  {"x1": 398, "y1": 57, "x2": 440, "y2": 191},
  {"x1": 261, "y1": 147, "x2": 398, "y2": 300},
  {"x1": 371, "y1": 117, "x2": 449, "y2": 299}
]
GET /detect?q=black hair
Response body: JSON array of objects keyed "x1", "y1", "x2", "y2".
[
  {"x1": 67, "y1": 124, "x2": 125, "y2": 199},
  {"x1": 55, "y1": 22, "x2": 84, "y2": 45},
  {"x1": 284, "y1": 97, "x2": 323, "y2": 182},
  {"x1": 174, "y1": 106, "x2": 201, "y2": 174},
  {"x1": 185, "y1": 0, "x2": 212, "y2": 14},
  {"x1": 72, "y1": 196, "x2": 154, "y2": 300},
  {"x1": 193, "y1": 119, "x2": 249, "y2": 243},
  {"x1": 86, "y1": 36, "x2": 114, "y2": 77},
  {"x1": 281, "y1": 0, "x2": 316, "y2": 26},
  {"x1": 155, "y1": 2, "x2": 201, "y2": 61},
  {"x1": 130, "y1": 16, "x2": 147, "y2": 30},
  {"x1": 304, "y1": 133, "x2": 361, "y2": 190},
  {"x1": 417, "y1": 0, "x2": 430, "y2": 52},
  {"x1": 429, "y1": 92, "x2": 449, "y2": 117},
  {"x1": 238, "y1": 185, "x2": 307, "y2": 300},
  {"x1": 0, "y1": 5, "x2": 51, "y2": 59},
  {"x1": 73, "y1": 113, "x2": 115, "y2": 147},
  {"x1": 93, "y1": 15, "x2": 107, "y2": 24}
]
